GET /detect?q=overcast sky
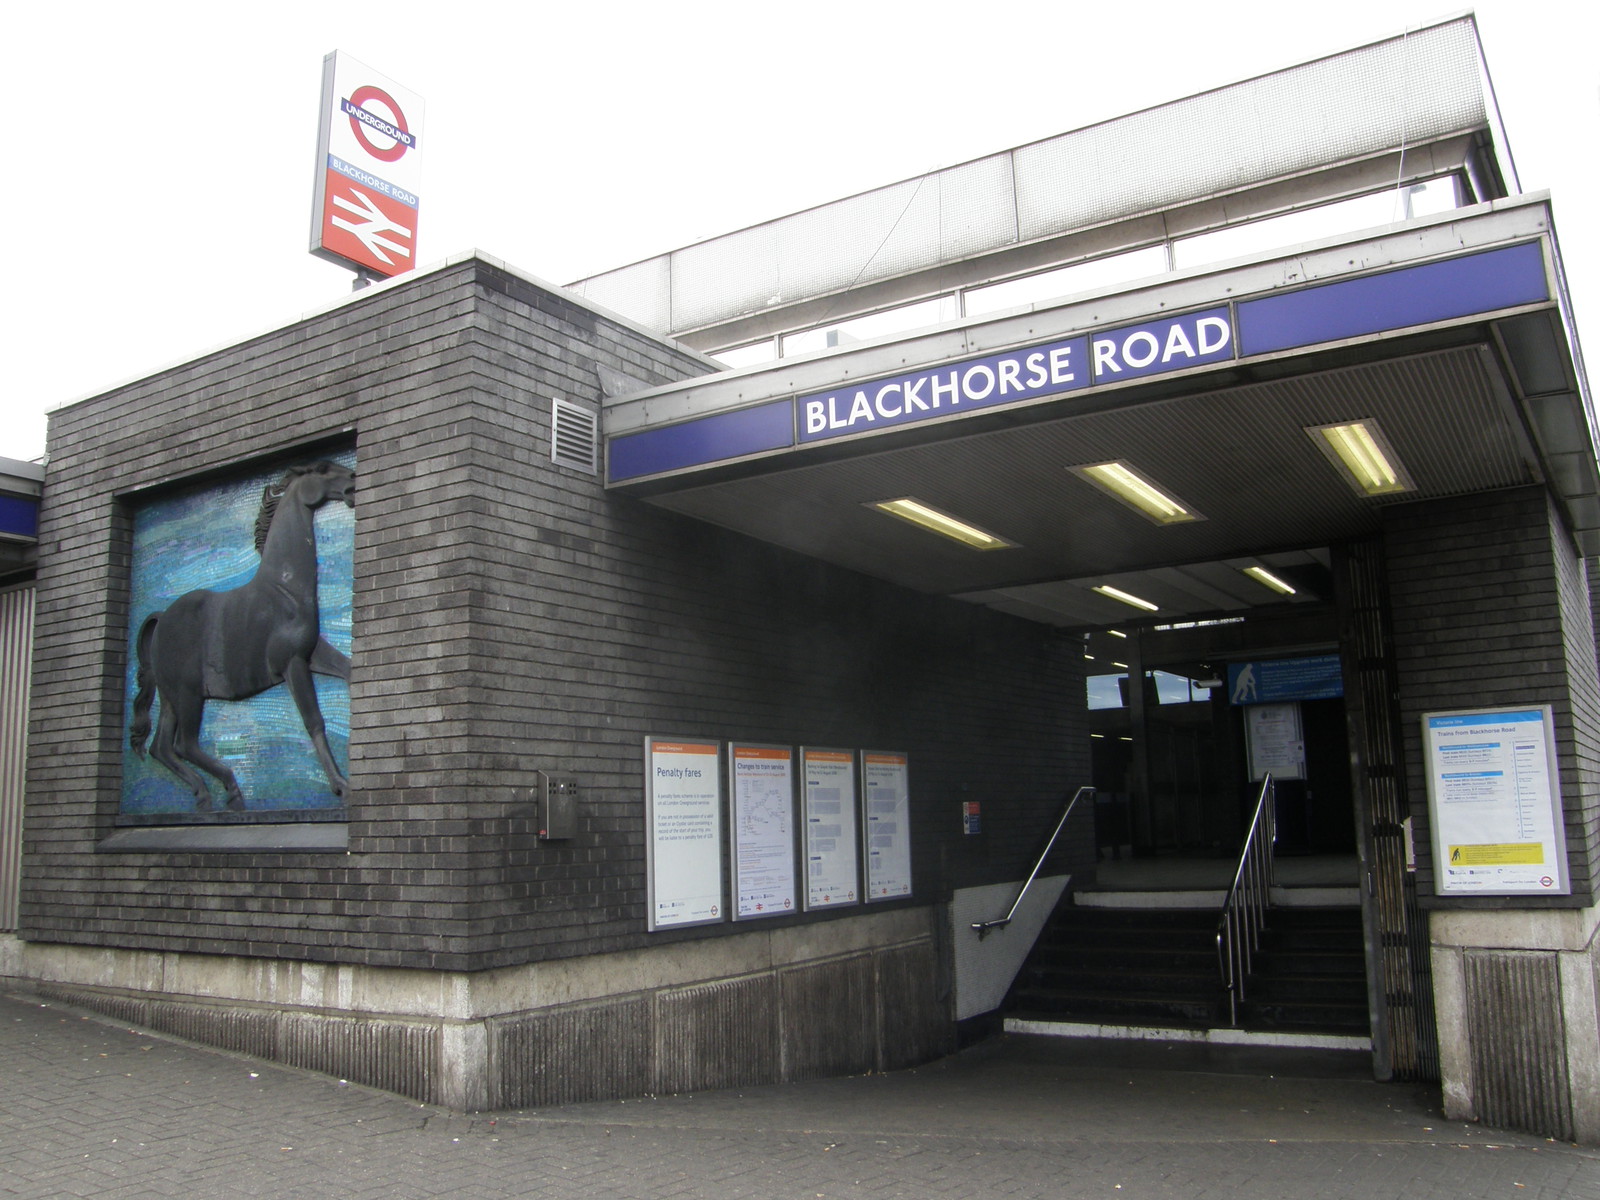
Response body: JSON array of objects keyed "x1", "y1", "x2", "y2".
[{"x1": 2, "y1": 1, "x2": 1594, "y2": 463}]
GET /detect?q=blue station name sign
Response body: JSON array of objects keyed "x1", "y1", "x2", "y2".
[
  {"x1": 607, "y1": 241, "x2": 1548, "y2": 484},
  {"x1": 797, "y1": 308, "x2": 1232, "y2": 444}
]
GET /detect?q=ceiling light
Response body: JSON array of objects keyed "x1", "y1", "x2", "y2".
[
  {"x1": 1112, "y1": 661, "x2": 1129, "y2": 669},
  {"x1": 1074, "y1": 461, "x2": 1201, "y2": 524},
  {"x1": 868, "y1": 498, "x2": 1015, "y2": 549},
  {"x1": 1310, "y1": 420, "x2": 1414, "y2": 496},
  {"x1": 1242, "y1": 566, "x2": 1297, "y2": 595},
  {"x1": 1107, "y1": 629, "x2": 1127, "y2": 639},
  {"x1": 1094, "y1": 584, "x2": 1159, "y2": 612}
]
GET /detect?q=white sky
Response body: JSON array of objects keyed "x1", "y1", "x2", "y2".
[{"x1": 2, "y1": 1, "x2": 1594, "y2": 463}]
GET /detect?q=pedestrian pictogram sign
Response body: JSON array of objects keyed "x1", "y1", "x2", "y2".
[{"x1": 310, "y1": 52, "x2": 425, "y2": 279}]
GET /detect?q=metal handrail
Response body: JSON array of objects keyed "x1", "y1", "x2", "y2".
[
  {"x1": 971, "y1": 786, "x2": 1094, "y2": 938},
  {"x1": 1216, "y1": 775, "x2": 1277, "y2": 1025}
]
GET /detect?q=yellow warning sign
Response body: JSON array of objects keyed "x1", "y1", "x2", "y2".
[{"x1": 1448, "y1": 843, "x2": 1545, "y2": 866}]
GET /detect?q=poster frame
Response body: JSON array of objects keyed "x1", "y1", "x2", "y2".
[
  {"x1": 860, "y1": 749, "x2": 913, "y2": 902},
  {"x1": 800, "y1": 745, "x2": 860, "y2": 911},
  {"x1": 644, "y1": 736, "x2": 726, "y2": 931},
  {"x1": 1421, "y1": 704, "x2": 1570, "y2": 897},
  {"x1": 727, "y1": 741, "x2": 798, "y2": 921},
  {"x1": 1244, "y1": 702, "x2": 1306, "y2": 782}
]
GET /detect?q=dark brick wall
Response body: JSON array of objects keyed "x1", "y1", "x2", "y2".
[
  {"x1": 20, "y1": 259, "x2": 1087, "y2": 970},
  {"x1": 1385, "y1": 486, "x2": 1600, "y2": 906}
]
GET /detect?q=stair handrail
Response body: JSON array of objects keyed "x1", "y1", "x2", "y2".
[
  {"x1": 971, "y1": 786, "x2": 1094, "y2": 939},
  {"x1": 1216, "y1": 774, "x2": 1277, "y2": 1025}
]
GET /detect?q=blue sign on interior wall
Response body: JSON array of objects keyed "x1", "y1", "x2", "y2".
[{"x1": 1227, "y1": 656, "x2": 1343, "y2": 705}]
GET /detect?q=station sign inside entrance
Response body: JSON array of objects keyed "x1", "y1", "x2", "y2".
[
  {"x1": 797, "y1": 308, "x2": 1232, "y2": 444},
  {"x1": 310, "y1": 52, "x2": 425, "y2": 279},
  {"x1": 1227, "y1": 655, "x2": 1343, "y2": 704}
]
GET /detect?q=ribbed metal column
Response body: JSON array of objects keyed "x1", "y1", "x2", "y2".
[
  {"x1": 0, "y1": 585, "x2": 35, "y2": 932},
  {"x1": 1335, "y1": 540, "x2": 1439, "y2": 1082}
]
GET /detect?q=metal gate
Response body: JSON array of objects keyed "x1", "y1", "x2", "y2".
[{"x1": 1335, "y1": 539, "x2": 1439, "y2": 1081}]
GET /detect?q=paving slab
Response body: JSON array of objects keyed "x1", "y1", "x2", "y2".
[{"x1": 2, "y1": 990, "x2": 1596, "y2": 1200}]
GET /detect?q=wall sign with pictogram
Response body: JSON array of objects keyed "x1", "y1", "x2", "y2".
[{"x1": 310, "y1": 52, "x2": 425, "y2": 279}]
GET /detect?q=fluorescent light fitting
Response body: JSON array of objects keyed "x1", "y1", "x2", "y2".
[
  {"x1": 1108, "y1": 629, "x2": 1127, "y2": 638},
  {"x1": 868, "y1": 498, "x2": 1015, "y2": 549},
  {"x1": 1094, "y1": 584, "x2": 1159, "y2": 612},
  {"x1": 1242, "y1": 566, "x2": 1297, "y2": 595},
  {"x1": 1112, "y1": 661, "x2": 1129, "y2": 669},
  {"x1": 1074, "y1": 461, "x2": 1200, "y2": 524},
  {"x1": 1310, "y1": 420, "x2": 1413, "y2": 496}
]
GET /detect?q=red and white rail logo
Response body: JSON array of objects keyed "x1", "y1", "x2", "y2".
[
  {"x1": 311, "y1": 53, "x2": 425, "y2": 279},
  {"x1": 318, "y1": 175, "x2": 416, "y2": 274}
]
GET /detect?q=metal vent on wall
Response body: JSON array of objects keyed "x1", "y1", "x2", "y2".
[{"x1": 551, "y1": 397, "x2": 598, "y2": 474}]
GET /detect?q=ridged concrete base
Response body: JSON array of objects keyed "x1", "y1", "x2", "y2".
[{"x1": 0, "y1": 906, "x2": 952, "y2": 1111}]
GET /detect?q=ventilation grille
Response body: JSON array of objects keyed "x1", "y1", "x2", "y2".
[{"x1": 551, "y1": 397, "x2": 598, "y2": 474}]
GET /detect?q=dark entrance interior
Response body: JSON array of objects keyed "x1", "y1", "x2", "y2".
[{"x1": 1085, "y1": 603, "x2": 1354, "y2": 862}]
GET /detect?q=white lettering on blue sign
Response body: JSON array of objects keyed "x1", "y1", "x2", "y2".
[
  {"x1": 794, "y1": 308, "x2": 1235, "y2": 445},
  {"x1": 1091, "y1": 312, "x2": 1231, "y2": 379},
  {"x1": 798, "y1": 337, "x2": 1086, "y2": 442}
]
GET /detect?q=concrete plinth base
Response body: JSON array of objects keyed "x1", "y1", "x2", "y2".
[
  {"x1": 1431, "y1": 904, "x2": 1600, "y2": 1143},
  {"x1": 0, "y1": 906, "x2": 951, "y2": 1110}
]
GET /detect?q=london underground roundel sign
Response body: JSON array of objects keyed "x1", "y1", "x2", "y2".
[{"x1": 310, "y1": 52, "x2": 426, "y2": 278}]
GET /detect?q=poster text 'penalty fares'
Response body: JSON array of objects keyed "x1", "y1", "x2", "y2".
[{"x1": 310, "y1": 53, "x2": 424, "y2": 278}]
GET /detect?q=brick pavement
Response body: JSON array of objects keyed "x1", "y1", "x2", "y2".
[{"x1": 2, "y1": 989, "x2": 1596, "y2": 1200}]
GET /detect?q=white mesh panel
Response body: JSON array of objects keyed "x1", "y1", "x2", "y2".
[{"x1": 570, "y1": 18, "x2": 1488, "y2": 339}]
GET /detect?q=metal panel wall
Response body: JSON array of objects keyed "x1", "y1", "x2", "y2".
[
  {"x1": 569, "y1": 18, "x2": 1489, "y2": 339},
  {"x1": 0, "y1": 585, "x2": 33, "y2": 932}
]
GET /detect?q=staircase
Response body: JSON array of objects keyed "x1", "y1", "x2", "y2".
[
  {"x1": 1007, "y1": 896, "x2": 1369, "y2": 1040},
  {"x1": 1235, "y1": 905, "x2": 1368, "y2": 1034},
  {"x1": 1011, "y1": 904, "x2": 1224, "y2": 1027}
]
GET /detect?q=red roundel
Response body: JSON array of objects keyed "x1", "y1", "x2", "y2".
[{"x1": 348, "y1": 85, "x2": 411, "y2": 163}]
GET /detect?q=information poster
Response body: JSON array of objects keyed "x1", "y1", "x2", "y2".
[
  {"x1": 1245, "y1": 703, "x2": 1305, "y2": 781},
  {"x1": 645, "y1": 738, "x2": 725, "y2": 930},
  {"x1": 801, "y1": 747, "x2": 859, "y2": 910},
  {"x1": 862, "y1": 751, "x2": 912, "y2": 901},
  {"x1": 729, "y1": 743, "x2": 797, "y2": 920},
  {"x1": 1423, "y1": 706, "x2": 1569, "y2": 895}
]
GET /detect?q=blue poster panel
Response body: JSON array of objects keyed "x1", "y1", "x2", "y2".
[
  {"x1": 122, "y1": 451, "x2": 356, "y2": 819},
  {"x1": 1227, "y1": 655, "x2": 1343, "y2": 705}
]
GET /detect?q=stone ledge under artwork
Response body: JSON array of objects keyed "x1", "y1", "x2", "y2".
[{"x1": 97, "y1": 823, "x2": 350, "y2": 853}]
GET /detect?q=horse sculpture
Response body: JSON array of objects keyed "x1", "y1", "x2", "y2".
[{"x1": 129, "y1": 460, "x2": 356, "y2": 811}]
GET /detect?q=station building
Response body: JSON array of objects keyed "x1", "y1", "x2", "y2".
[{"x1": 4, "y1": 14, "x2": 1599, "y2": 1141}]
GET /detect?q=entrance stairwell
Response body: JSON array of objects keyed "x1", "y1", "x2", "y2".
[{"x1": 1005, "y1": 857, "x2": 1370, "y2": 1047}]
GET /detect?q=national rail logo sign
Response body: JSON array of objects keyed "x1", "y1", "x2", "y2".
[{"x1": 310, "y1": 52, "x2": 425, "y2": 279}]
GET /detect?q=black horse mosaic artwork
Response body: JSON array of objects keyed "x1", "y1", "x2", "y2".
[{"x1": 129, "y1": 461, "x2": 356, "y2": 811}]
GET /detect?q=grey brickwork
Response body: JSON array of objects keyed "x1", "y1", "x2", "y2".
[
  {"x1": 1384, "y1": 486, "x2": 1600, "y2": 906},
  {"x1": 19, "y1": 256, "x2": 1088, "y2": 977}
]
